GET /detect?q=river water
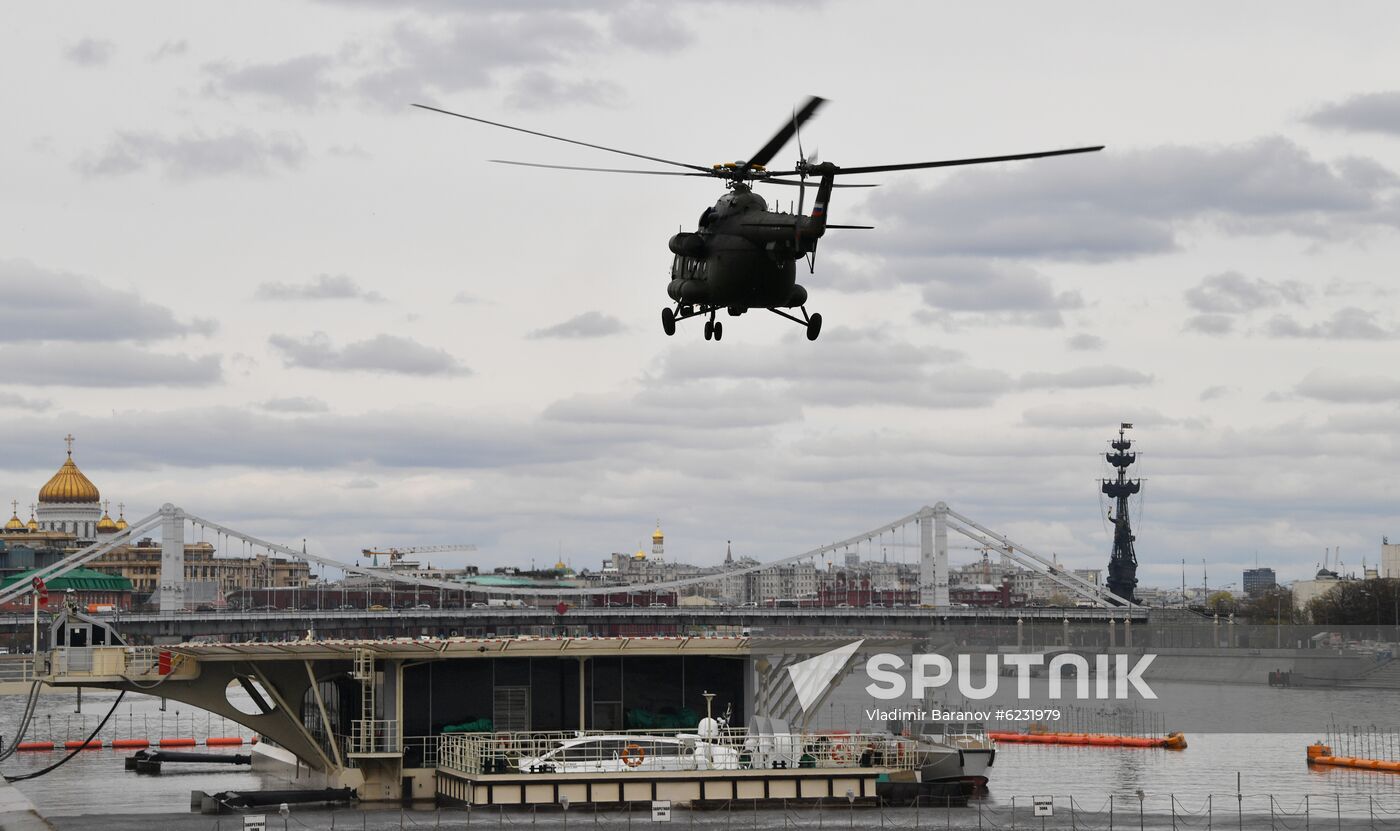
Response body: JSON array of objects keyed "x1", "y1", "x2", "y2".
[{"x1": 3, "y1": 683, "x2": 1399, "y2": 821}]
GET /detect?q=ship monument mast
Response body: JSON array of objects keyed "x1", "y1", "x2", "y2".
[{"x1": 1103, "y1": 422, "x2": 1141, "y2": 604}]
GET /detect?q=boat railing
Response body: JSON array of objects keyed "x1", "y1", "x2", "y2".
[{"x1": 438, "y1": 728, "x2": 921, "y2": 776}]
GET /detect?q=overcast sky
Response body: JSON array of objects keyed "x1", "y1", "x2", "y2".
[{"x1": 4, "y1": 1, "x2": 1400, "y2": 588}]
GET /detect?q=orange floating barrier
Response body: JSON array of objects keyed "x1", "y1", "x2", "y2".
[
  {"x1": 159, "y1": 737, "x2": 197, "y2": 747},
  {"x1": 991, "y1": 730, "x2": 1186, "y2": 750},
  {"x1": 16, "y1": 741, "x2": 54, "y2": 751},
  {"x1": 1307, "y1": 743, "x2": 1400, "y2": 772},
  {"x1": 111, "y1": 738, "x2": 149, "y2": 749},
  {"x1": 205, "y1": 737, "x2": 244, "y2": 746},
  {"x1": 63, "y1": 739, "x2": 104, "y2": 750}
]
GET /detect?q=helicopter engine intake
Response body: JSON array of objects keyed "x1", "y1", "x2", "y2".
[{"x1": 668, "y1": 232, "x2": 706, "y2": 258}]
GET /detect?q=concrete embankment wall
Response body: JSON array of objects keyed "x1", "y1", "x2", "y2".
[{"x1": 1131, "y1": 648, "x2": 1369, "y2": 685}]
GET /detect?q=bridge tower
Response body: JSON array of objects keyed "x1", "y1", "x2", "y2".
[
  {"x1": 1102, "y1": 424, "x2": 1141, "y2": 604},
  {"x1": 918, "y1": 503, "x2": 949, "y2": 607},
  {"x1": 158, "y1": 503, "x2": 186, "y2": 613}
]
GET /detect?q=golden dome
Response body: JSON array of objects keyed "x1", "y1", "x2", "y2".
[
  {"x1": 115, "y1": 515, "x2": 128, "y2": 531},
  {"x1": 4, "y1": 508, "x2": 25, "y2": 532},
  {"x1": 96, "y1": 509, "x2": 118, "y2": 534},
  {"x1": 651, "y1": 526, "x2": 664, "y2": 541},
  {"x1": 634, "y1": 549, "x2": 647, "y2": 560},
  {"x1": 39, "y1": 453, "x2": 100, "y2": 504},
  {"x1": 26, "y1": 515, "x2": 39, "y2": 532}
]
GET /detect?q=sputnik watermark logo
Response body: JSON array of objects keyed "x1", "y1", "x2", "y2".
[
  {"x1": 788, "y1": 643, "x2": 1158, "y2": 711},
  {"x1": 787, "y1": 639, "x2": 864, "y2": 711},
  {"x1": 864, "y1": 653, "x2": 1158, "y2": 701}
]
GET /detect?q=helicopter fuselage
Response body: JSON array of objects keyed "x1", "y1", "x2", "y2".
[{"x1": 666, "y1": 185, "x2": 824, "y2": 313}]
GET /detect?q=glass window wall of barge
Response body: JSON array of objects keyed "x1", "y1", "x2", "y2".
[{"x1": 401, "y1": 654, "x2": 746, "y2": 761}]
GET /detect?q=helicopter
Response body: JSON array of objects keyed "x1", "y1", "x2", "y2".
[{"x1": 415, "y1": 97, "x2": 1101, "y2": 342}]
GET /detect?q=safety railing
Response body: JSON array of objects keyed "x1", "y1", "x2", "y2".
[
  {"x1": 348, "y1": 718, "x2": 400, "y2": 755},
  {"x1": 45, "y1": 646, "x2": 194, "y2": 681},
  {"x1": 438, "y1": 728, "x2": 922, "y2": 776},
  {"x1": 0, "y1": 655, "x2": 37, "y2": 683}
]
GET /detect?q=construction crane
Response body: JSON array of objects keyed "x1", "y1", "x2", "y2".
[{"x1": 361, "y1": 544, "x2": 478, "y2": 567}]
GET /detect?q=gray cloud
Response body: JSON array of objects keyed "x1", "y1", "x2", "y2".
[
  {"x1": 1184, "y1": 270, "x2": 1307, "y2": 313},
  {"x1": 65, "y1": 38, "x2": 115, "y2": 67},
  {"x1": 150, "y1": 40, "x2": 189, "y2": 61},
  {"x1": 0, "y1": 392, "x2": 51, "y2": 412},
  {"x1": 1261, "y1": 307, "x2": 1396, "y2": 340},
  {"x1": 255, "y1": 274, "x2": 385, "y2": 303},
  {"x1": 1306, "y1": 91, "x2": 1400, "y2": 137},
  {"x1": 0, "y1": 344, "x2": 221, "y2": 387},
  {"x1": 527, "y1": 311, "x2": 626, "y2": 339},
  {"x1": 505, "y1": 71, "x2": 623, "y2": 111},
  {"x1": 1066, "y1": 333, "x2": 1104, "y2": 351},
  {"x1": 1020, "y1": 366, "x2": 1154, "y2": 390},
  {"x1": 915, "y1": 259, "x2": 1083, "y2": 317},
  {"x1": 259, "y1": 396, "x2": 330, "y2": 413},
  {"x1": 659, "y1": 327, "x2": 1005, "y2": 409},
  {"x1": 1183, "y1": 314, "x2": 1234, "y2": 336},
  {"x1": 1295, "y1": 369, "x2": 1400, "y2": 403},
  {"x1": 269, "y1": 332, "x2": 470, "y2": 376},
  {"x1": 858, "y1": 137, "x2": 1397, "y2": 263},
  {"x1": 355, "y1": 15, "x2": 603, "y2": 107},
  {"x1": 1021, "y1": 403, "x2": 1180, "y2": 430},
  {"x1": 209, "y1": 5, "x2": 699, "y2": 113},
  {"x1": 608, "y1": 5, "x2": 695, "y2": 52},
  {"x1": 544, "y1": 384, "x2": 801, "y2": 430},
  {"x1": 203, "y1": 55, "x2": 339, "y2": 109},
  {"x1": 0, "y1": 408, "x2": 557, "y2": 471},
  {"x1": 1199, "y1": 385, "x2": 1236, "y2": 402},
  {"x1": 79, "y1": 130, "x2": 307, "y2": 179},
  {"x1": 0, "y1": 259, "x2": 214, "y2": 342}
]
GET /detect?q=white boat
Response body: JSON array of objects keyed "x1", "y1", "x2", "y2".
[{"x1": 517, "y1": 733, "x2": 741, "y2": 773}]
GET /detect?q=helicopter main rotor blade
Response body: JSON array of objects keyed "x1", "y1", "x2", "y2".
[
  {"x1": 762, "y1": 178, "x2": 877, "y2": 188},
  {"x1": 825, "y1": 145, "x2": 1104, "y2": 176},
  {"x1": 413, "y1": 103, "x2": 713, "y2": 174},
  {"x1": 489, "y1": 159, "x2": 713, "y2": 177},
  {"x1": 741, "y1": 96, "x2": 826, "y2": 175}
]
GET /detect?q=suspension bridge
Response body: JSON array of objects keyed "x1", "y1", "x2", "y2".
[{"x1": 1, "y1": 502, "x2": 1128, "y2": 609}]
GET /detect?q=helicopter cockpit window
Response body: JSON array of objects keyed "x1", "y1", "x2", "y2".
[{"x1": 698, "y1": 207, "x2": 715, "y2": 228}]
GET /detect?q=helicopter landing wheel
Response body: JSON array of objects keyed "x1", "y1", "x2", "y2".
[
  {"x1": 713, "y1": 320, "x2": 723, "y2": 341},
  {"x1": 806, "y1": 312, "x2": 823, "y2": 341},
  {"x1": 704, "y1": 320, "x2": 714, "y2": 341},
  {"x1": 662, "y1": 307, "x2": 676, "y2": 337}
]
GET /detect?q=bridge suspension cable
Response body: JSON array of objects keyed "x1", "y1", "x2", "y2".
[{"x1": 0, "y1": 502, "x2": 1131, "y2": 609}]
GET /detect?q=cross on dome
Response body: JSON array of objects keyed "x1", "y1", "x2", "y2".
[{"x1": 65, "y1": 433, "x2": 75, "y2": 456}]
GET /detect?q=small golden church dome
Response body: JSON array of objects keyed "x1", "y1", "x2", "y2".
[{"x1": 96, "y1": 501, "x2": 118, "y2": 533}]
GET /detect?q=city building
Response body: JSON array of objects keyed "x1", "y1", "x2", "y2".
[
  {"x1": 1382, "y1": 538, "x2": 1400, "y2": 579},
  {"x1": 0, "y1": 566, "x2": 133, "y2": 613},
  {"x1": 1243, "y1": 567, "x2": 1277, "y2": 596},
  {"x1": 3, "y1": 437, "x2": 310, "y2": 606},
  {"x1": 1292, "y1": 567, "x2": 1351, "y2": 616}
]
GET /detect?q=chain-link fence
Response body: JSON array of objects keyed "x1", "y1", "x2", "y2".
[{"x1": 58, "y1": 793, "x2": 1400, "y2": 831}]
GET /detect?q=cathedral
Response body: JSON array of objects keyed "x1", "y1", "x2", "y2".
[
  {"x1": 2, "y1": 436, "x2": 309, "y2": 602},
  {"x1": 26, "y1": 434, "x2": 125, "y2": 545}
]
